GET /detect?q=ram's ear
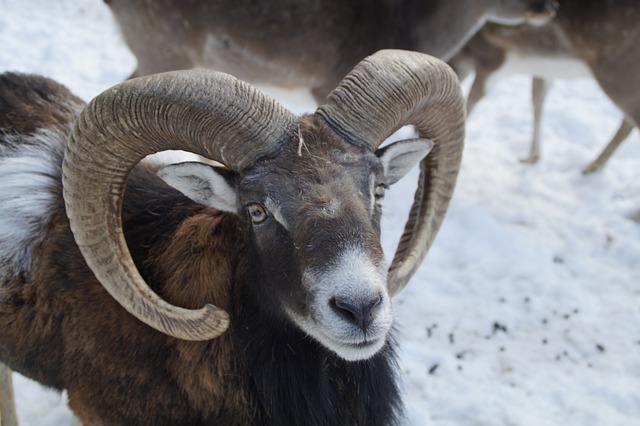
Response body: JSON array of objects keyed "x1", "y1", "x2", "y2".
[
  {"x1": 158, "y1": 162, "x2": 239, "y2": 213},
  {"x1": 376, "y1": 138, "x2": 434, "y2": 185}
]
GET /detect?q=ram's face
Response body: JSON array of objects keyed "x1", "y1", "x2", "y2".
[
  {"x1": 159, "y1": 115, "x2": 432, "y2": 360},
  {"x1": 238, "y1": 123, "x2": 392, "y2": 361}
]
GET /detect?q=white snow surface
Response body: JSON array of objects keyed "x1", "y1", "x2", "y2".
[{"x1": 1, "y1": 0, "x2": 639, "y2": 425}]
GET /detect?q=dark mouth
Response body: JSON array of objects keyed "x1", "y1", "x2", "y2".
[{"x1": 347, "y1": 338, "x2": 382, "y2": 350}]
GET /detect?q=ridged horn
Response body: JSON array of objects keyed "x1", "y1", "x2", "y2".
[
  {"x1": 316, "y1": 49, "x2": 465, "y2": 296},
  {"x1": 62, "y1": 69, "x2": 297, "y2": 340}
]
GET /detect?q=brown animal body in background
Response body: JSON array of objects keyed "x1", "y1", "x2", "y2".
[
  {"x1": 105, "y1": 0, "x2": 557, "y2": 101},
  {"x1": 450, "y1": 0, "x2": 639, "y2": 175}
]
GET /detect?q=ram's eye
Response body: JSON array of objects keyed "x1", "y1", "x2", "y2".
[
  {"x1": 374, "y1": 184, "x2": 387, "y2": 205},
  {"x1": 247, "y1": 203, "x2": 268, "y2": 224}
]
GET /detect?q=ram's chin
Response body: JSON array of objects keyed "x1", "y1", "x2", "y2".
[
  {"x1": 325, "y1": 335, "x2": 388, "y2": 361},
  {"x1": 309, "y1": 327, "x2": 389, "y2": 361},
  {"x1": 285, "y1": 308, "x2": 390, "y2": 361}
]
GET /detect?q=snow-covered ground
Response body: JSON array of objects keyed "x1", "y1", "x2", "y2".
[{"x1": 1, "y1": 1, "x2": 639, "y2": 425}]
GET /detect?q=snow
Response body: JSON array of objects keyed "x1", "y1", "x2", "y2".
[{"x1": 1, "y1": 0, "x2": 639, "y2": 425}]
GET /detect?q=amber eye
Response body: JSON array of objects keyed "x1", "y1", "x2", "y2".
[{"x1": 247, "y1": 203, "x2": 268, "y2": 224}]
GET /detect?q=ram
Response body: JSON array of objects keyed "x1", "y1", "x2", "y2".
[
  {"x1": 105, "y1": 0, "x2": 557, "y2": 101},
  {"x1": 0, "y1": 50, "x2": 464, "y2": 425},
  {"x1": 449, "y1": 0, "x2": 639, "y2": 178}
]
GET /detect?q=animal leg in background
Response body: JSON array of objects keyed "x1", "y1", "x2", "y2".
[
  {"x1": 583, "y1": 118, "x2": 635, "y2": 174},
  {"x1": 521, "y1": 77, "x2": 551, "y2": 164},
  {"x1": 0, "y1": 363, "x2": 18, "y2": 426}
]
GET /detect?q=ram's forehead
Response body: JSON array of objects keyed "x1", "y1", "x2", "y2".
[
  {"x1": 246, "y1": 143, "x2": 380, "y2": 188},
  {"x1": 240, "y1": 114, "x2": 384, "y2": 214},
  {"x1": 264, "y1": 182, "x2": 345, "y2": 230}
]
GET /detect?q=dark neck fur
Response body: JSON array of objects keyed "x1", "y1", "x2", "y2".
[
  {"x1": 234, "y1": 261, "x2": 403, "y2": 426},
  {"x1": 123, "y1": 168, "x2": 402, "y2": 424}
]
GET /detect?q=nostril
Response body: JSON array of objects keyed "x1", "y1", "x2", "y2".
[
  {"x1": 332, "y1": 297, "x2": 360, "y2": 322},
  {"x1": 331, "y1": 295, "x2": 383, "y2": 331},
  {"x1": 367, "y1": 295, "x2": 383, "y2": 314}
]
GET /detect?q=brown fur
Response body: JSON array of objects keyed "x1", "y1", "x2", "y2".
[
  {"x1": 0, "y1": 73, "x2": 254, "y2": 423},
  {"x1": 1, "y1": 172, "x2": 255, "y2": 424},
  {"x1": 0, "y1": 73, "x2": 83, "y2": 136}
]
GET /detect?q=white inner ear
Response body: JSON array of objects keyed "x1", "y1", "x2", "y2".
[
  {"x1": 378, "y1": 138, "x2": 434, "y2": 185},
  {"x1": 157, "y1": 162, "x2": 238, "y2": 213}
]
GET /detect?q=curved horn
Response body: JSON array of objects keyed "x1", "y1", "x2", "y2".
[
  {"x1": 63, "y1": 70, "x2": 297, "y2": 340},
  {"x1": 316, "y1": 49, "x2": 465, "y2": 296}
]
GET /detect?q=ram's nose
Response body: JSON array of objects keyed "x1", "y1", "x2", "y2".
[{"x1": 331, "y1": 294, "x2": 383, "y2": 332}]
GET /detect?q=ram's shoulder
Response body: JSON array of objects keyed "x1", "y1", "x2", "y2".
[{"x1": 0, "y1": 72, "x2": 84, "y2": 136}]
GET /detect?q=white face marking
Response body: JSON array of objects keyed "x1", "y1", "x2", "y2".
[
  {"x1": 0, "y1": 129, "x2": 66, "y2": 278},
  {"x1": 368, "y1": 174, "x2": 377, "y2": 213},
  {"x1": 265, "y1": 197, "x2": 289, "y2": 229},
  {"x1": 297, "y1": 125, "x2": 305, "y2": 157},
  {"x1": 286, "y1": 246, "x2": 392, "y2": 361}
]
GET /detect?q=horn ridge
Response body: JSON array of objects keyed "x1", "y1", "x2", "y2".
[
  {"x1": 317, "y1": 49, "x2": 465, "y2": 295},
  {"x1": 63, "y1": 69, "x2": 296, "y2": 340}
]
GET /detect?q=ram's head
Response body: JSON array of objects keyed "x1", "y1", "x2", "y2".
[{"x1": 62, "y1": 50, "x2": 465, "y2": 360}]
